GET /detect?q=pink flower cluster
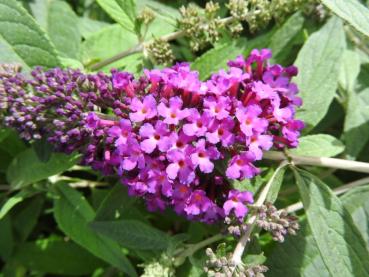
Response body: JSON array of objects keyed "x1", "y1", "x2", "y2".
[{"x1": 87, "y1": 49, "x2": 303, "y2": 223}]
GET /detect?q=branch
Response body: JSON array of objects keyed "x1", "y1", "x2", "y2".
[
  {"x1": 89, "y1": 16, "x2": 234, "y2": 71},
  {"x1": 285, "y1": 176, "x2": 369, "y2": 213},
  {"x1": 264, "y1": 151, "x2": 369, "y2": 174},
  {"x1": 230, "y1": 161, "x2": 288, "y2": 266}
]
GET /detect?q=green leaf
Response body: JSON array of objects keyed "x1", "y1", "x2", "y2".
[
  {"x1": 30, "y1": 0, "x2": 81, "y2": 59},
  {"x1": 294, "y1": 17, "x2": 345, "y2": 130},
  {"x1": 136, "y1": 0, "x2": 179, "y2": 24},
  {"x1": 265, "y1": 165, "x2": 287, "y2": 204},
  {"x1": 321, "y1": 0, "x2": 369, "y2": 38},
  {"x1": 288, "y1": 134, "x2": 345, "y2": 157},
  {"x1": 269, "y1": 12, "x2": 305, "y2": 64},
  {"x1": 82, "y1": 24, "x2": 139, "y2": 70},
  {"x1": 0, "y1": 188, "x2": 39, "y2": 220},
  {"x1": 293, "y1": 168, "x2": 369, "y2": 276},
  {"x1": 53, "y1": 183, "x2": 137, "y2": 276},
  {"x1": 343, "y1": 89, "x2": 369, "y2": 159},
  {"x1": 14, "y1": 237, "x2": 106, "y2": 275},
  {"x1": 11, "y1": 195, "x2": 44, "y2": 242},
  {"x1": 191, "y1": 38, "x2": 247, "y2": 80},
  {"x1": 341, "y1": 185, "x2": 369, "y2": 245},
  {"x1": 0, "y1": 216, "x2": 14, "y2": 261},
  {"x1": 339, "y1": 49, "x2": 361, "y2": 93},
  {"x1": 96, "y1": 0, "x2": 137, "y2": 33},
  {"x1": 90, "y1": 220, "x2": 170, "y2": 250},
  {"x1": 266, "y1": 221, "x2": 330, "y2": 277},
  {"x1": 78, "y1": 17, "x2": 109, "y2": 39},
  {"x1": 0, "y1": 0, "x2": 60, "y2": 68},
  {"x1": 6, "y1": 149, "x2": 79, "y2": 189}
]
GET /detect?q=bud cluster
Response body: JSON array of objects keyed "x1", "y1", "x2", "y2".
[
  {"x1": 140, "y1": 255, "x2": 175, "y2": 277},
  {"x1": 178, "y1": 1, "x2": 223, "y2": 51},
  {"x1": 256, "y1": 202, "x2": 299, "y2": 242},
  {"x1": 146, "y1": 38, "x2": 175, "y2": 65},
  {"x1": 205, "y1": 248, "x2": 268, "y2": 277}
]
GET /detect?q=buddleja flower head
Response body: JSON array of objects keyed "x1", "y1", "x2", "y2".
[{"x1": 0, "y1": 49, "x2": 303, "y2": 223}]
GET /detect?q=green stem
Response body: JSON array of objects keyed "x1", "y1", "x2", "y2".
[{"x1": 174, "y1": 233, "x2": 224, "y2": 266}]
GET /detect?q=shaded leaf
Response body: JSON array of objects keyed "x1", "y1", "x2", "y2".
[
  {"x1": 294, "y1": 168, "x2": 369, "y2": 276},
  {"x1": 53, "y1": 183, "x2": 136, "y2": 276},
  {"x1": 0, "y1": 0, "x2": 60, "y2": 68},
  {"x1": 90, "y1": 220, "x2": 170, "y2": 250},
  {"x1": 0, "y1": 216, "x2": 14, "y2": 261},
  {"x1": 288, "y1": 134, "x2": 345, "y2": 157},
  {"x1": 294, "y1": 17, "x2": 345, "y2": 130},
  {"x1": 14, "y1": 237, "x2": 106, "y2": 275},
  {"x1": 0, "y1": 188, "x2": 39, "y2": 220},
  {"x1": 6, "y1": 149, "x2": 80, "y2": 189}
]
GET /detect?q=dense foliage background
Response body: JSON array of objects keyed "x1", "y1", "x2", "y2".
[{"x1": 1, "y1": 0, "x2": 369, "y2": 276}]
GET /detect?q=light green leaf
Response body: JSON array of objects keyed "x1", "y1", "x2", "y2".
[
  {"x1": 78, "y1": 17, "x2": 109, "y2": 39},
  {"x1": 288, "y1": 134, "x2": 345, "y2": 157},
  {"x1": 343, "y1": 88, "x2": 369, "y2": 159},
  {"x1": 6, "y1": 149, "x2": 80, "y2": 189},
  {"x1": 96, "y1": 0, "x2": 137, "y2": 33},
  {"x1": 14, "y1": 237, "x2": 106, "y2": 275},
  {"x1": 321, "y1": 0, "x2": 369, "y2": 38},
  {"x1": 341, "y1": 185, "x2": 369, "y2": 245},
  {"x1": 53, "y1": 183, "x2": 137, "y2": 276},
  {"x1": 339, "y1": 49, "x2": 361, "y2": 93},
  {"x1": 82, "y1": 24, "x2": 139, "y2": 71},
  {"x1": 31, "y1": 0, "x2": 81, "y2": 59},
  {"x1": 191, "y1": 38, "x2": 247, "y2": 80},
  {"x1": 269, "y1": 12, "x2": 305, "y2": 64},
  {"x1": 294, "y1": 17, "x2": 345, "y2": 130},
  {"x1": 0, "y1": 188, "x2": 39, "y2": 220},
  {"x1": 0, "y1": 0, "x2": 60, "y2": 68},
  {"x1": 90, "y1": 220, "x2": 170, "y2": 250},
  {"x1": 294, "y1": 168, "x2": 369, "y2": 277},
  {"x1": 136, "y1": 0, "x2": 179, "y2": 24}
]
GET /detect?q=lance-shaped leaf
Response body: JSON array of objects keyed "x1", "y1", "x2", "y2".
[
  {"x1": 294, "y1": 17, "x2": 345, "y2": 131},
  {"x1": 321, "y1": 0, "x2": 369, "y2": 38},
  {"x1": 293, "y1": 168, "x2": 369, "y2": 277}
]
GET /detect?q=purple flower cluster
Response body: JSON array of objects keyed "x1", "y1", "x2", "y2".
[{"x1": 0, "y1": 49, "x2": 303, "y2": 223}]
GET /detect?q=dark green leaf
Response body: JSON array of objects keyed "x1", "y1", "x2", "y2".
[
  {"x1": 0, "y1": 188, "x2": 39, "y2": 220},
  {"x1": 90, "y1": 219, "x2": 170, "y2": 250},
  {"x1": 269, "y1": 12, "x2": 305, "y2": 64},
  {"x1": 266, "y1": 221, "x2": 330, "y2": 277},
  {"x1": 294, "y1": 168, "x2": 369, "y2": 276},
  {"x1": 11, "y1": 195, "x2": 44, "y2": 242},
  {"x1": 321, "y1": 0, "x2": 369, "y2": 38},
  {"x1": 0, "y1": 0, "x2": 60, "y2": 68},
  {"x1": 96, "y1": 0, "x2": 137, "y2": 33},
  {"x1": 53, "y1": 183, "x2": 137, "y2": 276},
  {"x1": 6, "y1": 149, "x2": 79, "y2": 189},
  {"x1": 288, "y1": 134, "x2": 345, "y2": 157},
  {"x1": 294, "y1": 17, "x2": 345, "y2": 130},
  {"x1": 14, "y1": 237, "x2": 106, "y2": 275},
  {"x1": 31, "y1": 0, "x2": 81, "y2": 59},
  {"x1": 191, "y1": 38, "x2": 247, "y2": 80},
  {"x1": 0, "y1": 216, "x2": 14, "y2": 261}
]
